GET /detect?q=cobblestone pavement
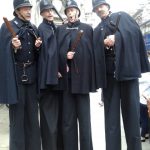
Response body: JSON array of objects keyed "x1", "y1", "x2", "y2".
[{"x1": 0, "y1": 91, "x2": 150, "y2": 150}]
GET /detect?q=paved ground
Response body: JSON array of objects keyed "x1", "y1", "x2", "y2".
[
  {"x1": 0, "y1": 105, "x2": 9, "y2": 150},
  {"x1": 0, "y1": 90, "x2": 150, "y2": 150},
  {"x1": 90, "y1": 91, "x2": 150, "y2": 150}
]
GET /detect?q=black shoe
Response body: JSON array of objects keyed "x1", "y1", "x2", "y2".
[
  {"x1": 141, "y1": 137, "x2": 146, "y2": 142},
  {"x1": 145, "y1": 134, "x2": 149, "y2": 139}
]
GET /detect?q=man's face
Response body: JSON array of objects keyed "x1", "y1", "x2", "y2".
[
  {"x1": 16, "y1": 6, "x2": 32, "y2": 21},
  {"x1": 66, "y1": 7, "x2": 79, "y2": 23},
  {"x1": 95, "y1": 4, "x2": 109, "y2": 19},
  {"x1": 41, "y1": 9, "x2": 54, "y2": 21}
]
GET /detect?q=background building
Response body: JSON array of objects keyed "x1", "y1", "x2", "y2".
[{"x1": 132, "y1": 0, "x2": 150, "y2": 51}]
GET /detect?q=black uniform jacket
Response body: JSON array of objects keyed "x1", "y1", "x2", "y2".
[
  {"x1": 57, "y1": 21, "x2": 96, "y2": 94},
  {"x1": 0, "y1": 17, "x2": 39, "y2": 104},
  {"x1": 93, "y1": 11, "x2": 150, "y2": 88},
  {"x1": 38, "y1": 19, "x2": 58, "y2": 90}
]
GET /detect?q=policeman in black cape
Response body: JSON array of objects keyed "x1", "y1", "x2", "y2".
[
  {"x1": 38, "y1": 0, "x2": 63, "y2": 150},
  {"x1": 0, "y1": 0, "x2": 42, "y2": 149},
  {"x1": 56, "y1": 0, "x2": 96, "y2": 150},
  {"x1": 92, "y1": 0, "x2": 150, "y2": 150}
]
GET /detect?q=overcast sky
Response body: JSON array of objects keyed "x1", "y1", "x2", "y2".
[
  {"x1": 0, "y1": 0, "x2": 13, "y2": 25},
  {"x1": 107, "y1": 0, "x2": 144, "y2": 12}
]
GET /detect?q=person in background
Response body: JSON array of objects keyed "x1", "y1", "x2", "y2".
[
  {"x1": 56, "y1": 0, "x2": 96, "y2": 150},
  {"x1": 139, "y1": 72, "x2": 150, "y2": 142},
  {"x1": 147, "y1": 99, "x2": 150, "y2": 139},
  {"x1": 92, "y1": 0, "x2": 150, "y2": 150},
  {"x1": 147, "y1": 99, "x2": 150, "y2": 118},
  {"x1": 0, "y1": 0, "x2": 42, "y2": 150}
]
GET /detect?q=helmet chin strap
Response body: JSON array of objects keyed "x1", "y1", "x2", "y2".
[
  {"x1": 16, "y1": 10, "x2": 29, "y2": 22},
  {"x1": 75, "y1": 9, "x2": 79, "y2": 21}
]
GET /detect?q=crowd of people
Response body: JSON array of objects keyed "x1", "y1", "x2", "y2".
[{"x1": 0, "y1": 0, "x2": 150, "y2": 150}]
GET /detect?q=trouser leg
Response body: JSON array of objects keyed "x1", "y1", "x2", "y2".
[
  {"x1": 9, "y1": 104, "x2": 25, "y2": 150},
  {"x1": 103, "y1": 75, "x2": 121, "y2": 150},
  {"x1": 62, "y1": 91, "x2": 78, "y2": 150},
  {"x1": 9, "y1": 85, "x2": 26, "y2": 150},
  {"x1": 57, "y1": 92, "x2": 64, "y2": 150},
  {"x1": 24, "y1": 84, "x2": 41, "y2": 150},
  {"x1": 39, "y1": 90, "x2": 59, "y2": 150},
  {"x1": 121, "y1": 79, "x2": 142, "y2": 150},
  {"x1": 9, "y1": 84, "x2": 41, "y2": 150},
  {"x1": 76, "y1": 94, "x2": 93, "y2": 150},
  {"x1": 140, "y1": 103, "x2": 149, "y2": 137}
]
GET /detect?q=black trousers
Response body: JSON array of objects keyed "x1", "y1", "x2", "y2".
[
  {"x1": 9, "y1": 83, "x2": 41, "y2": 150},
  {"x1": 62, "y1": 91, "x2": 93, "y2": 150},
  {"x1": 103, "y1": 75, "x2": 142, "y2": 150},
  {"x1": 140, "y1": 103, "x2": 149, "y2": 137},
  {"x1": 57, "y1": 92, "x2": 64, "y2": 150},
  {"x1": 39, "y1": 89, "x2": 59, "y2": 150}
]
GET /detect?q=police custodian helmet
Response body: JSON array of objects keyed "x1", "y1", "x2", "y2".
[
  {"x1": 13, "y1": 0, "x2": 32, "y2": 16},
  {"x1": 64, "y1": 0, "x2": 81, "y2": 17},
  {"x1": 40, "y1": 0, "x2": 54, "y2": 14},
  {"x1": 13, "y1": 0, "x2": 32, "y2": 11},
  {"x1": 92, "y1": 0, "x2": 110, "y2": 12}
]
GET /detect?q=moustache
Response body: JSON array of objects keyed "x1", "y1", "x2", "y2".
[
  {"x1": 26, "y1": 13, "x2": 31, "y2": 17},
  {"x1": 98, "y1": 10, "x2": 105, "y2": 14}
]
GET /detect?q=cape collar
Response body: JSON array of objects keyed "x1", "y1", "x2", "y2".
[{"x1": 13, "y1": 17, "x2": 32, "y2": 28}]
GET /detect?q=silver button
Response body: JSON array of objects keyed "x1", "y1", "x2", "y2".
[
  {"x1": 28, "y1": 42, "x2": 30, "y2": 45},
  {"x1": 29, "y1": 51, "x2": 31, "y2": 54}
]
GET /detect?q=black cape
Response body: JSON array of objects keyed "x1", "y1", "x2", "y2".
[
  {"x1": 93, "y1": 11, "x2": 150, "y2": 88},
  {"x1": 0, "y1": 22, "x2": 17, "y2": 104},
  {"x1": 38, "y1": 20, "x2": 58, "y2": 90},
  {"x1": 0, "y1": 17, "x2": 38, "y2": 104},
  {"x1": 57, "y1": 21, "x2": 96, "y2": 94}
]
